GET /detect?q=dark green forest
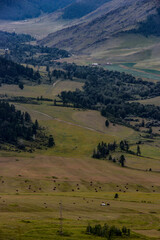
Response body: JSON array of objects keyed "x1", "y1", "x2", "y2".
[
  {"x1": 86, "y1": 223, "x2": 130, "y2": 238},
  {"x1": 0, "y1": 57, "x2": 40, "y2": 85},
  {"x1": 0, "y1": 32, "x2": 34, "y2": 47},
  {"x1": 56, "y1": 63, "x2": 160, "y2": 123},
  {"x1": 0, "y1": 101, "x2": 37, "y2": 144},
  {"x1": 0, "y1": 101, "x2": 55, "y2": 149}
]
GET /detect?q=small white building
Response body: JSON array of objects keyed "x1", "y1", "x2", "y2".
[
  {"x1": 106, "y1": 62, "x2": 112, "y2": 65},
  {"x1": 92, "y1": 63, "x2": 99, "y2": 66}
]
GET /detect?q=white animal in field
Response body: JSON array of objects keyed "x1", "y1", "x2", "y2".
[{"x1": 100, "y1": 202, "x2": 106, "y2": 206}]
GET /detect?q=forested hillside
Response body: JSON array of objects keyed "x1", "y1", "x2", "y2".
[
  {"x1": 57, "y1": 63, "x2": 160, "y2": 124},
  {"x1": 0, "y1": 101, "x2": 55, "y2": 150},
  {"x1": 0, "y1": 0, "x2": 75, "y2": 20},
  {"x1": 0, "y1": 31, "x2": 70, "y2": 65},
  {"x1": 0, "y1": 57, "x2": 40, "y2": 85},
  {"x1": 0, "y1": 101, "x2": 37, "y2": 144},
  {"x1": 62, "y1": 0, "x2": 110, "y2": 19},
  {"x1": 0, "y1": 31, "x2": 35, "y2": 48}
]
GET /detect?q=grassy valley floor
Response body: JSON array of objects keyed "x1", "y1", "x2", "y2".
[{"x1": 0, "y1": 83, "x2": 160, "y2": 239}]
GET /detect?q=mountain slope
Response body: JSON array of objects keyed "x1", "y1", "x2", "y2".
[
  {"x1": 62, "y1": 0, "x2": 111, "y2": 19},
  {"x1": 0, "y1": 0, "x2": 75, "y2": 20},
  {"x1": 39, "y1": 0, "x2": 159, "y2": 53}
]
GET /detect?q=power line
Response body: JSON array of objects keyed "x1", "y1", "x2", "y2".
[{"x1": 59, "y1": 201, "x2": 63, "y2": 235}]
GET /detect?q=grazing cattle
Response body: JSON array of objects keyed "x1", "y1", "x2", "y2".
[
  {"x1": 107, "y1": 203, "x2": 110, "y2": 206},
  {"x1": 72, "y1": 189, "x2": 74, "y2": 192}
]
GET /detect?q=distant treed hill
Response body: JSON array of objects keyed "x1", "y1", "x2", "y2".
[
  {"x1": 0, "y1": 31, "x2": 70, "y2": 65},
  {"x1": 0, "y1": 57, "x2": 40, "y2": 85},
  {"x1": 0, "y1": 31, "x2": 35, "y2": 48},
  {"x1": 0, "y1": 0, "x2": 75, "y2": 20},
  {"x1": 62, "y1": 0, "x2": 110, "y2": 19}
]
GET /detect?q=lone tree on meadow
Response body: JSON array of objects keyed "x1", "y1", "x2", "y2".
[
  {"x1": 114, "y1": 193, "x2": 119, "y2": 199},
  {"x1": 18, "y1": 82, "x2": 24, "y2": 90},
  {"x1": 48, "y1": 135, "x2": 55, "y2": 147},
  {"x1": 119, "y1": 155, "x2": 126, "y2": 167},
  {"x1": 120, "y1": 141, "x2": 125, "y2": 151},
  {"x1": 105, "y1": 120, "x2": 109, "y2": 127},
  {"x1": 137, "y1": 145, "x2": 141, "y2": 156},
  {"x1": 141, "y1": 119, "x2": 145, "y2": 127}
]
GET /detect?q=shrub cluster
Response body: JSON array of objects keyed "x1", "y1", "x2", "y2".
[
  {"x1": 92, "y1": 141, "x2": 117, "y2": 159},
  {"x1": 86, "y1": 223, "x2": 130, "y2": 239}
]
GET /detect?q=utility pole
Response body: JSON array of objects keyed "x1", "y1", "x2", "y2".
[{"x1": 59, "y1": 201, "x2": 63, "y2": 235}]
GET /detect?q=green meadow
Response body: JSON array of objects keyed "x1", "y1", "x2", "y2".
[{"x1": 0, "y1": 83, "x2": 160, "y2": 239}]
